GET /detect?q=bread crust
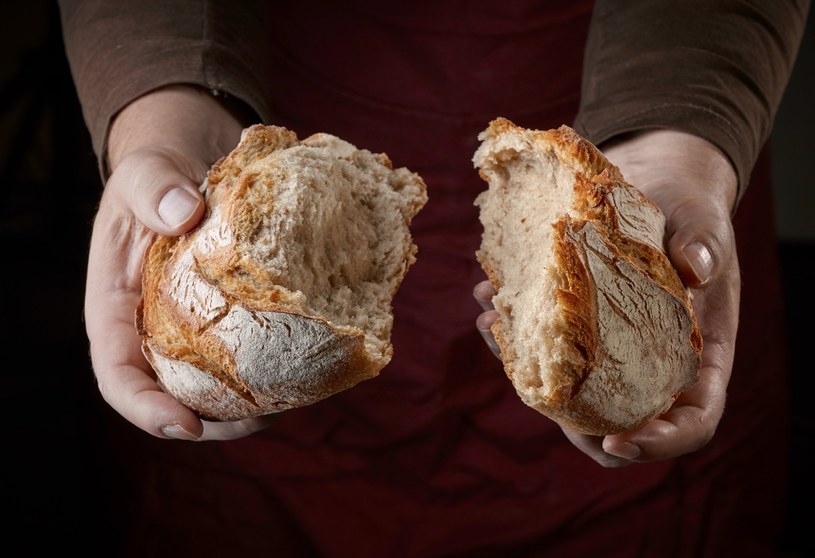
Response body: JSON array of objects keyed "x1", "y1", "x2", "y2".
[
  {"x1": 137, "y1": 125, "x2": 426, "y2": 421},
  {"x1": 474, "y1": 118, "x2": 702, "y2": 435}
]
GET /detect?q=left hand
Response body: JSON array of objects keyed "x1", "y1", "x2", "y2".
[{"x1": 474, "y1": 129, "x2": 740, "y2": 467}]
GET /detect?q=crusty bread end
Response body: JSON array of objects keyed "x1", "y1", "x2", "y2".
[
  {"x1": 137, "y1": 125, "x2": 427, "y2": 421},
  {"x1": 473, "y1": 118, "x2": 702, "y2": 435}
]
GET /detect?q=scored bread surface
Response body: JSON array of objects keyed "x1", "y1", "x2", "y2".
[
  {"x1": 137, "y1": 125, "x2": 427, "y2": 421},
  {"x1": 473, "y1": 118, "x2": 702, "y2": 435}
]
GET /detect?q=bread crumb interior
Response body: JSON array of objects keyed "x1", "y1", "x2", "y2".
[
  {"x1": 231, "y1": 136, "x2": 424, "y2": 365},
  {"x1": 476, "y1": 148, "x2": 577, "y2": 395}
]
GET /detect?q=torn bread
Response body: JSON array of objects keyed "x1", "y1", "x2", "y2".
[
  {"x1": 136, "y1": 124, "x2": 427, "y2": 421},
  {"x1": 473, "y1": 118, "x2": 702, "y2": 435}
]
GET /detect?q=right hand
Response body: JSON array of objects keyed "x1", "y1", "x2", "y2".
[{"x1": 84, "y1": 85, "x2": 277, "y2": 440}]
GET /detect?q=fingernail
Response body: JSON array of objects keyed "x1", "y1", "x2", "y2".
[
  {"x1": 606, "y1": 442, "x2": 641, "y2": 460},
  {"x1": 682, "y1": 242, "x2": 713, "y2": 284},
  {"x1": 161, "y1": 424, "x2": 199, "y2": 441},
  {"x1": 158, "y1": 187, "x2": 200, "y2": 228}
]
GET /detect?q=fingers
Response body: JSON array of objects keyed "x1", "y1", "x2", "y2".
[
  {"x1": 473, "y1": 280, "x2": 496, "y2": 311},
  {"x1": 476, "y1": 310, "x2": 501, "y2": 358},
  {"x1": 579, "y1": 320, "x2": 733, "y2": 466},
  {"x1": 473, "y1": 281, "x2": 502, "y2": 358},
  {"x1": 84, "y1": 201, "x2": 205, "y2": 439},
  {"x1": 591, "y1": 253, "x2": 737, "y2": 464},
  {"x1": 199, "y1": 414, "x2": 282, "y2": 441},
  {"x1": 561, "y1": 428, "x2": 634, "y2": 468},
  {"x1": 563, "y1": 362, "x2": 727, "y2": 466},
  {"x1": 603, "y1": 361, "x2": 728, "y2": 461},
  {"x1": 104, "y1": 363, "x2": 206, "y2": 440},
  {"x1": 84, "y1": 282, "x2": 206, "y2": 439}
]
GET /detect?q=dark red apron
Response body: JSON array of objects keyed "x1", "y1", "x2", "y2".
[{"x1": 111, "y1": 2, "x2": 789, "y2": 556}]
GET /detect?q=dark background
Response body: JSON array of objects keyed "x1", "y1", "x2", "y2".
[{"x1": 2, "y1": 2, "x2": 812, "y2": 555}]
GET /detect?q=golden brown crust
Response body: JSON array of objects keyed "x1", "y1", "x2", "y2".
[
  {"x1": 552, "y1": 217, "x2": 599, "y2": 391},
  {"x1": 474, "y1": 118, "x2": 702, "y2": 435},
  {"x1": 136, "y1": 124, "x2": 426, "y2": 421}
]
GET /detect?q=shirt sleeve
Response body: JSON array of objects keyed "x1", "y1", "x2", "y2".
[
  {"x1": 58, "y1": 0, "x2": 275, "y2": 173},
  {"x1": 573, "y1": 0, "x2": 810, "y2": 202}
]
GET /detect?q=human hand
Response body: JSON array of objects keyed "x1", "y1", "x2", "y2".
[
  {"x1": 84, "y1": 85, "x2": 277, "y2": 440},
  {"x1": 474, "y1": 129, "x2": 739, "y2": 467}
]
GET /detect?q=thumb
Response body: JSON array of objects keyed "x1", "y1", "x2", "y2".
[
  {"x1": 663, "y1": 197, "x2": 735, "y2": 289},
  {"x1": 110, "y1": 147, "x2": 207, "y2": 236}
]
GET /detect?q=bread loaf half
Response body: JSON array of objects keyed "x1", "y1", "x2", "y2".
[
  {"x1": 136, "y1": 125, "x2": 427, "y2": 421},
  {"x1": 473, "y1": 118, "x2": 702, "y2": 435}
]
